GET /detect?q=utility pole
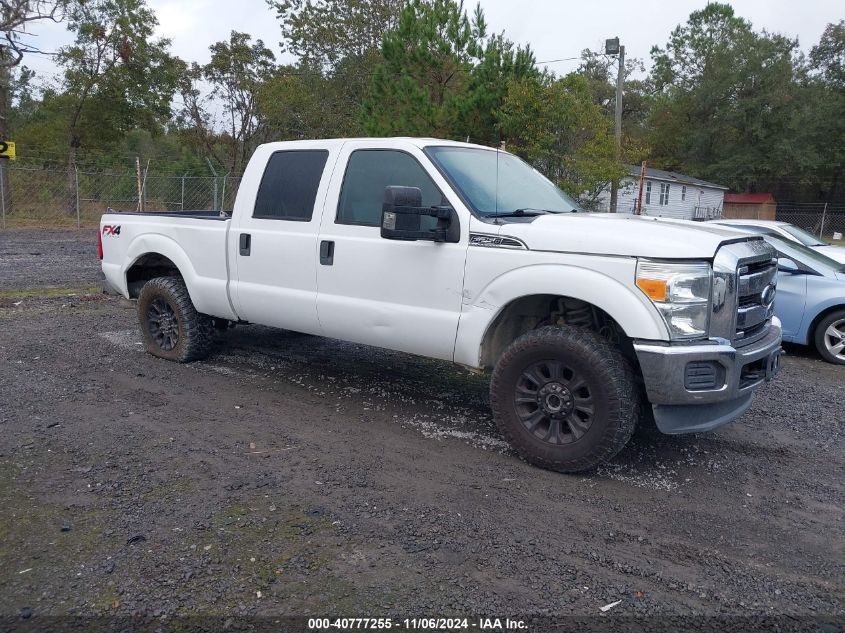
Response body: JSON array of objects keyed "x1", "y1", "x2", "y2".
[
  {"x1": 606, "y1": 37, "x2": 625, "y2": 213},
  {"x1": 0, "y1": 46, "x2": 12, "y2": 218}
]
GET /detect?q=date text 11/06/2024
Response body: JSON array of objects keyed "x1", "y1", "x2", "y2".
[{"x1": 307, "y1": 618, "x2": 528, "y2": 630}]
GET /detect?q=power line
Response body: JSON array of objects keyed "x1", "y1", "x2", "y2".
[{"x1": 535, "y1": 56, "x2": 582, "y2": 65}]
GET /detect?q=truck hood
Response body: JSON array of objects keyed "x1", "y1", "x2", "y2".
[{"x1": 498, "y1": 213, "x2": 756, "y2": 259}]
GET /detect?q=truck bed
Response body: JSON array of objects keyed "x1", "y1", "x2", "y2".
[
  {"x1": 105, "y1": 209, "x2": 230, "y2": 220},
  {"x1": 100, "y1": 210, "x2": 236, "y2": 320}
]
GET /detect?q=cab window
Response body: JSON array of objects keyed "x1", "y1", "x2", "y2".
[
  {"x1": 337, "y1": 150, "x2": 444, "y2": 226},
  {"x1": 253, "y1": 150, "x2": 329, "y2": 221}
]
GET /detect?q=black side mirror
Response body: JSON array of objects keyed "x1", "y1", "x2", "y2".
[{"x1": 381, "y1": 186, "x2": 459, "y2": 243}]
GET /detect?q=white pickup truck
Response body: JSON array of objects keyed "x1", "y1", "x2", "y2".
[{"x1": 99, "y1": 138, "x2": 783, "y2": 473}]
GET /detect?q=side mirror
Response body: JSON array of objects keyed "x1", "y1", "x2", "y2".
[
  {"x1": 777, "y1": 257, "x2": 799, "y2": 273},
  {"x1": 380, "y1": 186, "x2": 459, "y2": 243}
]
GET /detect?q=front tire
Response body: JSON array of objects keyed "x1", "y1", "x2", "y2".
[
  {"x1": 490, "y1": 326, "x2": 639, "y2": 473},
  {"x1": 814, "y1": 309, "x2": 845, "y2": 365},
  {"x1": 137, "y1": 277, "x2": 213, "y2": 363}
]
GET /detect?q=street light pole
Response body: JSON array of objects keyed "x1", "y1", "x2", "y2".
[{"x1": 606, "y1": 38, "x2": 625, "y2": 213}]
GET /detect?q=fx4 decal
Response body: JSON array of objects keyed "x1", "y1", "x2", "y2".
[{"x1": 102, "y1": 225, "x2": 121, "y2": 236}]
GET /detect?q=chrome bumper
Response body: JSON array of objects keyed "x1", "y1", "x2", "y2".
[{"x1": 634, "y1": 317, "x2": 783, "y2": 407}]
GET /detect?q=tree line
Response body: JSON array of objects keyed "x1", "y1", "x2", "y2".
[{"x1": 1, "y1": 0, "x2": 844, "y2": 209}]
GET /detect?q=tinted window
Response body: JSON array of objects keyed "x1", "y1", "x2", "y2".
[
  {"x1": 337, "y1": 150, "x2": 444, "y2": 226},
  {"x1": 253, "y1": 150, "x2": 329, "y2": 220}
]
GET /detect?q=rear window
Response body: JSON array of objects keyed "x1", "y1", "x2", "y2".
[{"x1": 253, "y1": 150, "x2": 329, "y2": 221}]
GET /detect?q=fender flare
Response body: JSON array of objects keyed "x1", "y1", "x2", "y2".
[
  {"x1": 453, "y1": 263, "x2": 668, "y2": 368},
  {"x1": 123, "y1": 233, "x2": 200, "y2": 299}
]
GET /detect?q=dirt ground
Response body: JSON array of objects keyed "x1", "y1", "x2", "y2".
[{"x1": 0, "y1": 229, "x2": 842, "y2": 630}]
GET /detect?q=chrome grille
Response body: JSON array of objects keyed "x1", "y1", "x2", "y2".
[
  {"x1": 712, "y1": 240, "x2": 778, "y2": 345},
  {"x1": 735, "y1": 258, "x2": 777, "y2": 342}
]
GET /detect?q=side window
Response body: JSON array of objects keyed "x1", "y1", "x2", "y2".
[
  {"x1": 645, "y1": 181, "x2": 652, "y2": 204},
  {"x1": 659, "y1": 183, "x2": 671, "y2": 206},
  {"x1": 337, "y1": 150, "x2": 444, "y2": 226},
  {"x1": 253, "y1": 150, "x2": 329, "y2": 221}
]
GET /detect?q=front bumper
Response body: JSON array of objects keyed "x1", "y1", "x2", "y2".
[{"x1": 633, "y1": 318, "x2": 783, "y2": 434}]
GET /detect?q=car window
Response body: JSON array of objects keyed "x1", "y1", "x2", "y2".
[
  {"x1": 720, "y1": 223, "x2": 770, "y2": 235},
  {"x1": 253, "y1": 150, "x2": 329, "y2": 221},
  {"x1": 337, "y1": 150, "x2": 444, "y2": 226},
  {"x1": 780, "y1": 224, "x2": 827, "y2": 247},
  {"x1": 766, "y1": 234, "x2": 845, "y2": 273}
]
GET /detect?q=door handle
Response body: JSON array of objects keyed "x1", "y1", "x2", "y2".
[
  {"x1": 239, "y1": 233, "x2": 251, "y2": 256},
  {"x1": 319, "y1": 240, "x2": 334, "y2": 266}
]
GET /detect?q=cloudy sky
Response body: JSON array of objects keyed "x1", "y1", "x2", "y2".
[{"x1": 19, "y1": 0, "x2": 844, "y2": 81}]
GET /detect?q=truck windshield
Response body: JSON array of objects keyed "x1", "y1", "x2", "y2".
[{"x1": 426, "y1": 146, "x2": 581, "y2": 216}]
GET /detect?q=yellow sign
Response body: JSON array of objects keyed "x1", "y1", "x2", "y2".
[{"x1": 0, "y1": 141, "x2": 16, "y2": 160}]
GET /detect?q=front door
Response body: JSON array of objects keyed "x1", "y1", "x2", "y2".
[
  {"x1": 315, "y1": 142, "x2": 469, "y2": 361},
  {"x1": 774, "y1": 271, "x2": 807, "y2": 339}
]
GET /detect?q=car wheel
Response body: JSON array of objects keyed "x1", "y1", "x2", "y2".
[
  {"x1": 490, "y1": 326, "x2": 640, "y2": 473},
  {"x1": 814, "y1": 309, "x2": 845, "y2": 365},
  {"x1": 138, "y1": 276, "x2": 214, "y2": 363}
]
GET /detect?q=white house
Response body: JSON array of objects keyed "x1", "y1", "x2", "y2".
[{"x1": 596, "y1": 166, "x2": 728, "y2": 220}]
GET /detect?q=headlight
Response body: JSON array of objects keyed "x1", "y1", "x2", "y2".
[{"x1": 636, "y1": 260, "x2": 712, "y2": 340}]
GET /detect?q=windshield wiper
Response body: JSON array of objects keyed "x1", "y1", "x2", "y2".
[{"x1": 492, "y1": 208, "x2": 550, "y2": 218}]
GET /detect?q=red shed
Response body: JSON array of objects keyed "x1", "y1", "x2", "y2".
[{"x1": 722, "y1": 193, "x2": 776, "y2": 220}]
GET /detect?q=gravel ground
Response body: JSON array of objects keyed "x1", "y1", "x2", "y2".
[
  {"x1": 0, "y1": 229, "x2": 102, "y2": 291},
  {"x1": 0, "y1": 229, "x2": 842, "y2": 629}
]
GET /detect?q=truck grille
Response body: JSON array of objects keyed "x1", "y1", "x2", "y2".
[
  {"x1": 735, "y1": 258, "x2": 777, "y2": 342},
  {"x1": 711, "y1": 239, "x2": 778, "y2": 345}
]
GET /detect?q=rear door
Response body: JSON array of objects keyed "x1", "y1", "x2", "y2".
[
  {"x1": 231, "y1": 143, "x2": 338, "y2": 333},
  {"x1": 315, "y1": 141, "x2": 469, "y2": 361}
]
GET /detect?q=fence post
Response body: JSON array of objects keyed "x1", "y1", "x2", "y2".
[
  {"x1": 205, "y1": 158, "x2": 219, "y2": 212},
  {"x1": 181, "y1": 173, "x2": 186, "y2": 211},
  {"x1": 820, "y1": 203, "x2": 828, "y2": 239},
  {"x1": 0, "y1": 159, "x2": 6, "y2": 230},
  {"x1": 221, "y1": 172, "x2": 230, "y2": 215},
  {"x1": 75, "y1": 165, "x2": 80, "y2": 228},
  {"x1": 141, "y1": 159, "x2": 150, "y2": 212}
]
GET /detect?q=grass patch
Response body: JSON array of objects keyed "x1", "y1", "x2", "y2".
[
  {"x1": 0, "y1": 464, "x2": 104, "y2": 574},
  {"x1": 141, "y1": 478, "x2": 198, "y2": 503},
  {"x1": 0, "y1": 285, "x2": 102, "y2": 300},
  {"x1": 1, "y1": 210, "x2": 103, "y2": 229}
]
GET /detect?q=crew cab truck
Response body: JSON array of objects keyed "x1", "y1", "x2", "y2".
[{"x1": 99, "y1": 138, "x2": 783, "y2": 473}]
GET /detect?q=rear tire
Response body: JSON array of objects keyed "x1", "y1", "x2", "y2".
[
  {"x1": 137, "y1": 277, "x2": 213, "y2": 363},
  {"x1": 490, "y1": 326, "x2": 639, "y2": 473},
  {"x1": 813, "y1": 309, "x2": 845, "y2": 365}
]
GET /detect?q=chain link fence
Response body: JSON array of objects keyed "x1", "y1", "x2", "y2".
[
  {"x1": 0, "y1": 160, "x2": 242, "y2": 229},
  {"x1": 775, "y1": 204, "x2": 845, "y2": 244},
  {"x1": 2, "y1": 160, "x2": 844, "y2": 247}
]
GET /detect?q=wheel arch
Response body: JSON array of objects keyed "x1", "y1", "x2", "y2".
[
  {"x1": 120, "y1": 233, "x2": 237, "y2": 321},
  {"x1": 806, "y1": 303, "x2": 845, "y2": 346},
  {"x1": 122, "y1": 234, "x2": 198, "y2": 299},
  {"x1": 454, "y1": 265, "x2": 668, "y2": 369},
  {"x1": 126, "y1": 253, "x2": 183, "y2": 297}
]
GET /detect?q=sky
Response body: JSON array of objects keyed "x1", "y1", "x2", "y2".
[{"x1": 17, "y1": 0, "x2": 844, "y2": 83}]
